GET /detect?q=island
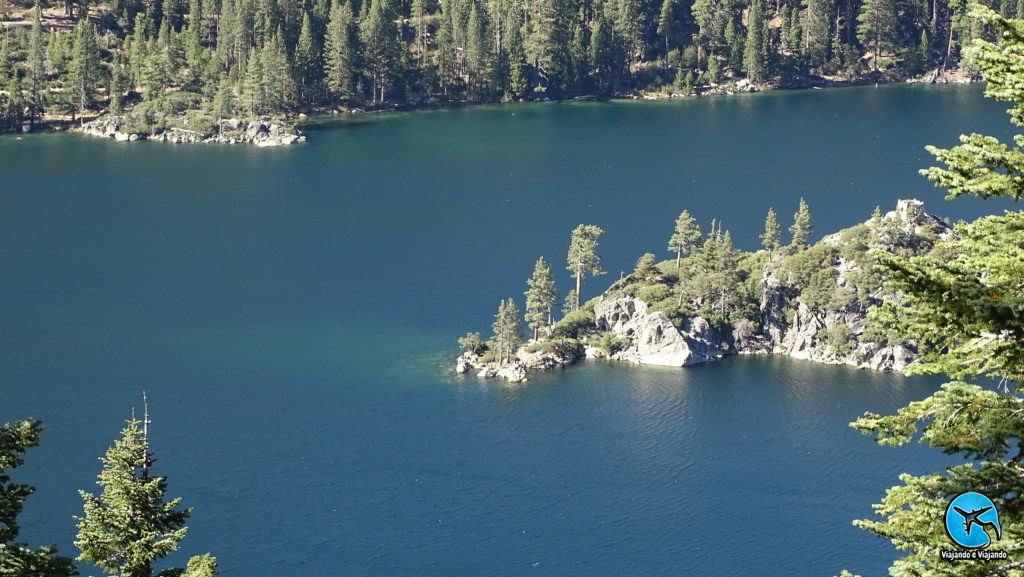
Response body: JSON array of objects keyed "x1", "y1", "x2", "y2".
[{"x1": 456, "y1": 198, "x2": 950, "y2": 382}]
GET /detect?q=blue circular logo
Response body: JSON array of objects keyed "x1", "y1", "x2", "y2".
[{"x1": 945, "y1": 492, "x2": 1002, "y2": 549}]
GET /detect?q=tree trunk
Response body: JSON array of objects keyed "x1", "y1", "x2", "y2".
[{"x1": 575, "y1": 272, "x2": 581, "y2": 310}]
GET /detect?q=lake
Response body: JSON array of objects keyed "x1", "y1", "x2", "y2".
[{"x1": 1, "y1": 83, "x2": 1016, "y2": 577}]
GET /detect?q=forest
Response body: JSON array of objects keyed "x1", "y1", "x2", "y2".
[{"x1": 0, "y1": 0, "x2": 1005, "y2": 131}]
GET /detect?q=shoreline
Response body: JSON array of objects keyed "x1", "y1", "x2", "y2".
[{"x1": 2, "y1": 70, "x2": 979, "y2": 145}]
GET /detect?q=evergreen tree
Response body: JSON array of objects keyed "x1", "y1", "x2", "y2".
[
  {"x1": 261, "y1": 30, "x2": 296, "y2": 111},
  {"x1": 760, "y1": 206, "x2": 781, "y2": 251},
  {"x1": 27, "y1": 2, "x2": 46, "y2": 124},
  {"x1": 744, "y1": 0, "x2": 768, "y2": 82},
  {"x1": 68, "y1": 19, "x2": 101, "y2": 124},
  {"x1": 725, "y1": 17, "x2": 741, "y2": 68},
  {"x1": 632, "y1": 252, "x2": 658, "y2": 280},
  {"x1": 657, "y1": 0, "x2": 681, "y2": 68},
  {"x1": 789, "y1": 197, "x2": 812, "y2": 249},
  {"x1": 857, "y1": 0, "x2": 897, "y2": 71},
  {"x1": 506, "y1": 17, "x2": 529, "y2": 98},
  {"x1": 491, "y1": 298, "x2": 523, "y2": 364},
  {"x1": 295, "y1": 11, "x2": 323, "y2": 105},
  {"x1": 110, "y1": 52, "x2": 126, "y2": 114},
  {"x1": 0, "y1": 419, "x2": 77, "y2": 577},
  {"x1": 846, "y1": 8, "x2": 1024, "y2": 575},
  {"x1": 566, "y1": 224, "x2": 605, "y2": 310},
  {"x1": 75, "y1": 404, "x2": 215, "y2": 577},
  {"x1": 360, "y1": 0, "x2": 402, "y2": 103},
  {"x1": 524, "y1": 256, "x2": 558, "y2": 340},
  {"x1": 668, "y1": 209, "x2": 702, "y2": 267},
  {"x1": 324, "y1": 0, "x2": 357, "y2": 103}
]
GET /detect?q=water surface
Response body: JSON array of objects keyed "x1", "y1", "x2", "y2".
[{"x1": 1, "y1": 83, "x2": 1013, "y2": 577}]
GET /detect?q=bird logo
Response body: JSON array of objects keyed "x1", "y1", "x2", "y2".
[{"x1": 945, "y1": 492, "x2": 1002, "y2": 550}]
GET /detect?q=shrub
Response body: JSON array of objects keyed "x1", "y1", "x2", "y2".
[
  {"x1": 597, "y1": 332, "x2": 630, "y2": 354},
  {"x1": 457, "y1": 332, "x2": 487, "y2": 355},
  {"x1": 550, "y1": 309, "x2": 595, "y2": 339},
  {"x1": 636, "y1": 283, "x2": 671, "y2": 304},
  {"x1": 818, "y1": 324, "x2": 856, "y2": 357}
]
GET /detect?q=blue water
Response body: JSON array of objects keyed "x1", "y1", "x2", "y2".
[{"x1": 1, "y1": 83, "x2": 1014, "y2": 576}]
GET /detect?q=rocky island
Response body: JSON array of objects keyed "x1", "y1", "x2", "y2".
[{"x1": 457, "y1": 199, "x2": 950, "y2": 382}]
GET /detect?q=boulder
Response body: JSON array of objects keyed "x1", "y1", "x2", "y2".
[
  {"x1": 594, "y1": 297, "x2": 724, "y2": 367},
  {"x1": 476, "y1": 367, "x2": 496, "y2": 378},
  {"x1": 496, "y1": 362, "x2": 528, "y2": 383}
]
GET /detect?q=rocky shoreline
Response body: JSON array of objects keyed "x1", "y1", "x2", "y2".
[
  {"x1": 81, "y1": 115, "x2": 306, "y2": 146},
  {"x1": 457, "y1": 199, "x2": 945, "y2": 383}
]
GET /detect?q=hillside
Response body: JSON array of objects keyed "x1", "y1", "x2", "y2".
[{"x1": 0, "y1": 0, "x2": 988, "y2": 138}]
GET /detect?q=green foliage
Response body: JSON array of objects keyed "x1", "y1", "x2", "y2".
[
  {"x1": 760, "y1": 207, "x2": 781, "y2": 251},
  {"x1": 597, "y1": 331, "x2": 630, "y2": 354},
  {"x1": 550, "y1": 308, "x2": 595, "y2": 340},
  {"x1": 780, "y1": 242, "x2": 840, "y2": 310},
  {"x1": 818, "y1": 324, "x2": 856, "y2": 356},
  {"x1": 0, "y1": 420, "x2": 77, "y2": 577},
  {"x1": 457, "y1": 331, "x2": 486, "y2": 354},
  {"x1": 490, "y1": 298, "x2": 523, "y2": 364},
  {"x1": 75, "y1": 414, "x2": 192, "y2": 577},
  {"x1": 667, "y1": 210, "x2": 702, "y2": 267},
  {"x1": 637, "y1": 283, "x2": 671, "y2": 304},
  {"x1": 524, "y1": 257, "x2": 558, "y2": 340},
  {"x1": 632, "y1": 253, "x2": 659, "y2": 281},
  {"x1": 566, "y1": 224, "x2": 605, "y2": 310},
  {"x1": 789, "y1": 197, "x2": 812, "y2": 249},
  {"x1": 183, "y1": 555, "x2": 217, "y2": 577},
  {"x1": 847, "y1": 9, "x2": 1024, "y2": 576},
  {"x1": 743, "y1": 0, "x2": 769, "y2": 82}
]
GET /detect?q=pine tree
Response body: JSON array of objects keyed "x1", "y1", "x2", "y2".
[
  {"x1": 506, "y1": 17, "x2": 529, "y2": 98},
  {"x1": 857, "y1": 0, "x2": 897, "y2": 71},
  {"x1": 760, "y1": 206, "x2": 781, "y2": 251},
  {"x1": 68, "y1": 19, "x2": 101, "y2": 125},
  {"x1": 110, "y1": 52, "x2": 126, "y2": 113},
  {"x1": 491, "y1": 298, "x2": 523, "y2": 364},
  {"x1": 846, "y1": 9, "x2": 1024, "y2": 576},
  {"x1": 0, "y1": 419, "x2": 77, "y2": 577},
  {"x1": 633, "y1": 252, "x2": 658, "y2": 280},
  {"x1": 324, "y1": 0, "x2": 357, "y2": 103},
  {"x1": 295, "y1": 11, "x2": 323, "y2": 105},
  {"x1": 657, "y1": 0, "x2": 680, "y2": 68},
  {"x1": 27, "y1": 2, "x2": 46, "y2": 124},
  {"x1": 566, "y1": 224, "x2": 605, "y2": 310},
  {"x1": 75, "y1": 404, "x2": 215, "y2": 577},
  {"x1": 524, "y1": 256, "x2": 558, "y2": 340},
  {"x1": 668, "y1": 209, "x2": 702, "y2": 267},
  {"x1": 789, "y1": 197, "x2": 812, "y2": 249},
  {"x1": 744, "y1": 0, "x2": 768, "y2": 82},
  {"x1": 360, "y1": 0, "x2": 402, "y2": 103},
  {"x1": 261, "y1": 30, "x2": 295, "y2": 112}
]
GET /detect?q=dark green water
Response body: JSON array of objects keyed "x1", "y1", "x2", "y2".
[{"x1": 1, "y1": 84, "x2": 1015, "y2": 576}]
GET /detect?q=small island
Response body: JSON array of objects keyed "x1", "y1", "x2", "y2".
[{"x1": 457, "y1": 198, "x2": 950, "y2": 382}]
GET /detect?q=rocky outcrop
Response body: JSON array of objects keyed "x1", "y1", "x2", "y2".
[
  {"x1": 82, "y1": 116, "x2": 306, "y2": 146},
  {"x1": 455, "y1": 342, "x2": 584, "y2": 384},
  {"x1": 594, "y1": 297, "x2": 726, "y2": 366}
]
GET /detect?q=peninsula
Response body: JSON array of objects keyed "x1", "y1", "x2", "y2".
[{"x1": 457, "y1": 199, "x2": 950, "y2": 382}]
